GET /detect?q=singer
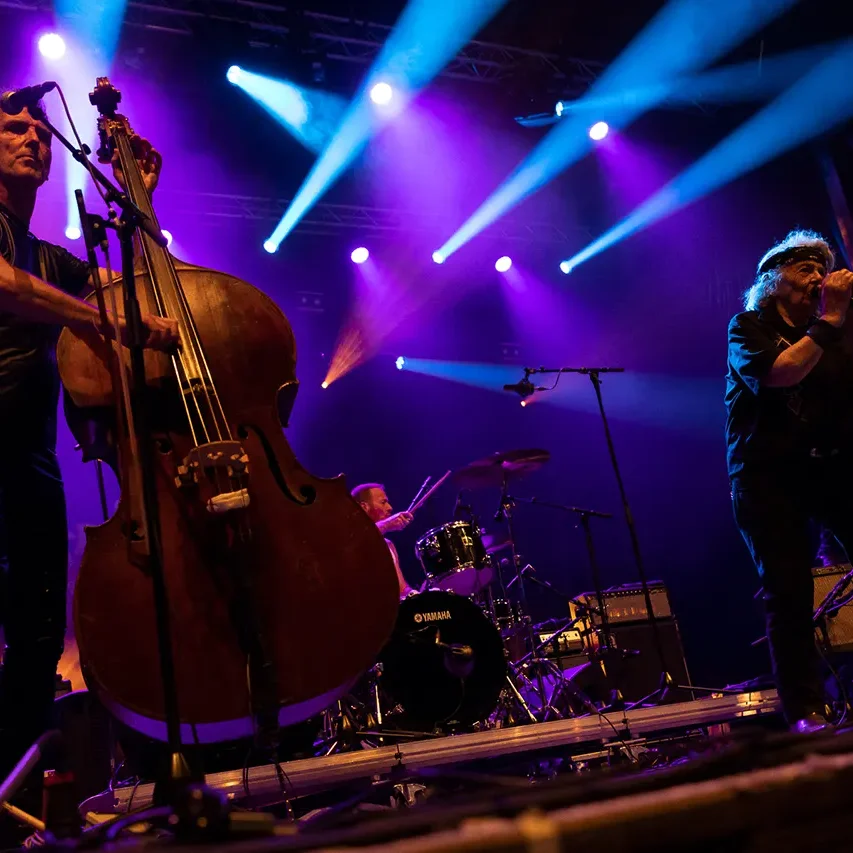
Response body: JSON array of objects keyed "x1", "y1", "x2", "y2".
[
  {"x1": 726, "y1": 229, "x2": 853, "y2": 734},
  {"x1": 352, "y1": 483, "x2": 416, "y2": 597},
  {"x1": 0, "y1": 91, "x2": 178, "y2": 808}
]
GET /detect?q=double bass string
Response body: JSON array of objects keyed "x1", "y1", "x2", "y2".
[
  {"x1": 119, "y1": 134, "x2": 228, "y2": 446},
  {"x1": 123, "y1": 143, "x2": 253, "y2": 527},
  {"x1": 114, "y1": 135, "x2": 215, "y2": 447}
]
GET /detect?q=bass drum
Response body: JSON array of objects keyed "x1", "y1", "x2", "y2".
[{"x1": 377, "y1": 590, "x2": 506, "y2": 730}]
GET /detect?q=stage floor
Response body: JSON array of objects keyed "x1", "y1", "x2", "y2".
[{"x1": 84, "y1": 689, "x2": 782, "y2": 815}]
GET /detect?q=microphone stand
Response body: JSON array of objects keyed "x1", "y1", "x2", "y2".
[
  {"x1": 525, "y1": 367, "x2": 682, "y2": 707},
  {"x1": 30, "y1": 104, "x2": 167, "y2": 247}
]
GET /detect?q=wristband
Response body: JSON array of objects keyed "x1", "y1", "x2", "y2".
[{"x1": 807, "y1": 318, "x2": 844, "y2": 349}]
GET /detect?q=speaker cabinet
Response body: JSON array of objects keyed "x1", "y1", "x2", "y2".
[
  {"x1": 608, "y1": 619, "x2": 694, "y2": 704},
  {"x1": 814, "y1": 564, "x2": 853, "y2": 654}
]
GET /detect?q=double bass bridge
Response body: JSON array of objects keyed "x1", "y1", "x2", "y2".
[{"x1": 174, "y1": 440, "x2": 251, "y2": 514}]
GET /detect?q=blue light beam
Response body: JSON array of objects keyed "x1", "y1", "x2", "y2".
[
  {"x1": 56, "y1": 0, "x2": 127, "y2": 64},
  {"x1": 564, "y1": 39, "x2": 853, "y2": 271},
  {"x1": 228, "y1": 67, "x2": 347, "y2": 154},
  {"x1": 394, "y1": 358, "x2": 524, "y2": 393},
  {"x1": 552, "y1": 41, "x2": 842, "y2": 118},
  {"x1": 435, "y1": 0, "x2": 799, "y2": 260},
  {"x1": 398, "y1": 358, "x2": 722, "y2": 435},
  {"x1": 264, "y1": 0, "x2": 509, "y2": 252}
]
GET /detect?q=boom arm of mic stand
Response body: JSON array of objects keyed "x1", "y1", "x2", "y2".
[
  {"x1": 525, "y1": 367, "x2": 626, "y2": 376},
  {"x1": 32, "y1": 107, "x2": 168, "y2": 248}
]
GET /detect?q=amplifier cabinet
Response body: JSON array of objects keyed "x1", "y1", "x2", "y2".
[
  {"x1": 570, "y1": 582, "x2": 672, "y2": 626},
  {"x1": 567, "y1": 582, "x2": 692, "y2": 704},
  {"x1": 814, "y1": 564, "x2": 853, "y2": 654}
]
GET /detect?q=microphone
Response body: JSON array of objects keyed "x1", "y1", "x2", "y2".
[
  {"x1": 0, "y1": 82, "x2": 57, "y2": 115},
  {"x1": 503, "y1": 378, "x2": 536, "y2": 398}
]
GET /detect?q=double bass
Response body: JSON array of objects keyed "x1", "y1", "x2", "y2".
[{"x1": 56, "y1": 79, "x2": 399, "y2": 745}]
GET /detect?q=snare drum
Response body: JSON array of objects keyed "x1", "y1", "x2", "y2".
[
  {"x1": 416, "y1": 521, "x2": 494, "y2": 596},
  {"x1": 377, "y1": 590, "x2": 506, "y2": 729}
]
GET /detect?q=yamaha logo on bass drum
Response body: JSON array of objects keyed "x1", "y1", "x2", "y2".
[{"x1": 413, "y1": 610, "x2": 452, "y2": 623}]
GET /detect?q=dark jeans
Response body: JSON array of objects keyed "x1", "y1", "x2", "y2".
[
  {"x1": 732, "y1": 455, "x2": 853, "y2": 723},
  {"x1": 0, "y1": 437, "x2": 67, "y2": 773}
]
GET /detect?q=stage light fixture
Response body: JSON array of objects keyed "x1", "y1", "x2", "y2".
[
  {"x1": 64, "y1": 226, "x2": 81, "y2": 240},
  {"x1": 370, "y1": 82, "x2": 393, "y2": 105},
  {"x1": 161, "y1": 229, "x2": 173, "y2": 248},
  {"x1": 351, "y1": 247, "x2": 369, "y2": 264},
  {"x1": 432, "y1": 251, "x2": 445, "y2": 265},
  {"x1": 520, "y1": 400, "x2": 527, "y2": 407},
  {"x1": 555, "y1": 101, "x2": 565, "y2": 117},
  {"x1": 396, "y1": 356, "x2": 406, "y2": 370},
  {"x1": 589, "y1": 121, "x2": 610, "y2": 141},
  {"x1": 559, "y1": 261, "x2": 572, "y2": 275},
  {"x1": 226, "y1": 65, "x2": 242, "y2": 85},
  {"x1": 321, "y1": 381, "x2": 329, "y2": 389},
  {"x1": 495, "y1": 256, "x2": 512, "y2": 272},
  {"x1": 263, "y1": 240, "x2": 277, "y2": 254},
  {"x1": 38, "y1": 33, "x2": 66, "y2": 61}
]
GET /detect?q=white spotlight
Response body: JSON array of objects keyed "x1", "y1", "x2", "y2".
[
  {"x1": 432, "y1": 251, "x2": 445, "y2": 265},
  {"x1": 370, "y1": 82, "x2": 393, "y2": 105},
  {"x1": 38, "y1": 33, "x2": 66, "y2": 61},
  {"x1": 495, "y1": 256, "x2": 512, "y2": 273},
  {"x1": 226, "y1": 65, "x2": 242, "y2": 85},
  {"x1": 351, "y1": 246, "x2": 369, "y2": 264},
  {"x1": 559, "y1": 261, "x2": 572, "y2": 275},
  {"x1": 555, "y1": 101, "x2": 565, "y2": 117},
  {"x1": 161, "y1": 229, "x2": 173, "y2": 248},
  {"x1": 65, "y1": 225, "x2": 81, "y2": 240},
  {"x1": 263, "y1": 240, "x2": 277, "y2": 254},
  {"x1": 589, "y1": 121, "x2": 610, "y2": 141}
]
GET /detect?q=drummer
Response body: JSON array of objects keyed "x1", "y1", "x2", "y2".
[{"x1": 352, "y1": 483, "x2": 416, "y2": 598}]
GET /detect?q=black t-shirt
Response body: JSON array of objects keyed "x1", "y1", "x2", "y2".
[
  {"x1": 0, "y1": 204, "x2": 89, "y2": 437},
  {"x1": 725, "y1": 300, "x2": 853, "y2": 480}
]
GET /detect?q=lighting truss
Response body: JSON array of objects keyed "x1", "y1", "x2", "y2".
[
  {"x1": 0, "y1": 0, "x2": 603, "y2": 87},
  {"x1": 158, "y1": 190, "x2": 588, "y2": 243}
]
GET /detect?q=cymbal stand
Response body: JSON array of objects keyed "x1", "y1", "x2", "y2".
[
  {"x1": 495, "y1": 477, "x2": 562, "y2": 721},
  {"x1": 525, "y1": 367, "x2": 677, "y2": 707}
]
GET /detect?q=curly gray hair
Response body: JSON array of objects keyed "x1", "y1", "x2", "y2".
[{"x1": 742, "y1": 229, "x2": 835, "y2": 311}]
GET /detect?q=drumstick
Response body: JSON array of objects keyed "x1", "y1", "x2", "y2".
[
  {"x1": 407, "y1": 476, "x2": 432, "y2": 513},
  {"x1": 410, "y1": 470, "x2": 451, "y2": 515}
]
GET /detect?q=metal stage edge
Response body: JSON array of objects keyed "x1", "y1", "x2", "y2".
[{"x1": 83, "y1": 689, "x2": 781, "y2": 815}]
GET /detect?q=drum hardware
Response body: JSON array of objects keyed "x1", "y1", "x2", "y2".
[
  {"x1": 492, "y1": 475, "x2": 565, "y2": 722},
  {"x1": 315, "y1": 666, "x2": 429, "y2": 754}
]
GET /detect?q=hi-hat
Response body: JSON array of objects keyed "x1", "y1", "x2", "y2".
[
  {"x1": 453, "y1": 449, "x2": 550, "y2": 489},
  {"x1": 482, "y1": 531, "x2": 512, "y2": 552}
]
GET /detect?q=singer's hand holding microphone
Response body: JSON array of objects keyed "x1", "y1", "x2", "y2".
[{"x1": 819, "y1": 270, "x2": 853, "y2": 327}]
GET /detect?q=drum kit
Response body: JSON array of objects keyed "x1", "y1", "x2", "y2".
[{"x1": 320, "y1": 448, "x2": 620, "y2": 750}]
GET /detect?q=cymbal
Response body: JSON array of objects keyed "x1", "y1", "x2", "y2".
[
  {"x1": 481, "y1": 531, "x2": 511, "y2": 552},
  {"x1": 453, "y1": 448, "x2": 550, "y2": 489}
]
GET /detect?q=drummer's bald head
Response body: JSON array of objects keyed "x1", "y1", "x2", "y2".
[
  {"x1": 352, "y1": 483, "x2": 391, "y2": 521},
  {"x1": 352, "y1": 483, "x2": 385, "y2": 504}
]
